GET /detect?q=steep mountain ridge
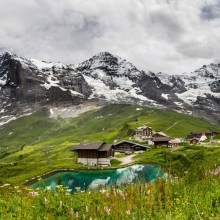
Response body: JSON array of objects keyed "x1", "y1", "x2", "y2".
[
  {"x1": 0, "y1": 52, "x2": 92, "y2": 121},
  {"x1": 156, "y1": 63, "x2": 220, "y2": 123},
  {"x1": 0, "y1": 51, "x2": 219, "y2": 125},
  {"x1": 74, "y1": 52, "x2": 180, "y2": 106}
]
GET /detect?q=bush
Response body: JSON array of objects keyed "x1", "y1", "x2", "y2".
[{"x1": 110, "y1": 159, "x2": 122, "y2": 166}]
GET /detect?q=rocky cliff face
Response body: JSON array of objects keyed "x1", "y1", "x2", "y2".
[
  {"x1": 0, "y1": 51, "x2": 219, "y2": 124},
  {"x1": 0, "y1": 52, "x2": 92, "y2": 118}
]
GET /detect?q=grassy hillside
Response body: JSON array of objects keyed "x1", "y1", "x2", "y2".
[
  {"x1": 0, "y1": 104, "x2": 219, "y2": 184},
  {"x1": 0, "y1": 104, "x2": 219, "y2": 148},
  {"x1": 0, "y1": 108, "x2": 60, "y2": 148}
]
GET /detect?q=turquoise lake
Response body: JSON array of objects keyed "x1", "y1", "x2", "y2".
[{"x1": 32, "y1": 164, "x2": 164, "y2": 193}]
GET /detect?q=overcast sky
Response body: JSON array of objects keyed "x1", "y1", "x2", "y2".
[{"x1": 0, "y1": 0, "x2": 220, "y2": 74}]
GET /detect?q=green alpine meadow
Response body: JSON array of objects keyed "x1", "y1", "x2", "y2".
[{"x1": 0, "y1": 104, "x2": 220, "y2": 219}]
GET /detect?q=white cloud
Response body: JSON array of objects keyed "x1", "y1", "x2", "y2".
[{"x1": 0, "y1": 0, "x2": 220, "y2": 74}]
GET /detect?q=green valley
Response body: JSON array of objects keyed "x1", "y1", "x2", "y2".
[
  {"x1": 0, "y1": 104, "x2": 220, "y2": 219},
  {"x1": 0, "y1": 104, "x2": 219, "y2": 184}
]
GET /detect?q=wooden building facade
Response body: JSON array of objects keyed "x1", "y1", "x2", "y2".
[
  {"x1": 71, "y1": 142, "x2": 113, "y2": 166},
  {"x1": 152, "y1": 132, "x2": 170, "y2": 147},
  {"x1": 113, "y1": 140, "x2": 150, "y2": 153},
  {"x1": 134, "y1": 126, "x2": 153, "y2": 141}
]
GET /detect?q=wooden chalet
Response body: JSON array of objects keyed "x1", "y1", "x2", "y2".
[
  {"x1": 134, "y1": 126, "x2": 153, "y2": 141},
  {"x1": 152, "y1": 132, "x2": 170, "y2": 147},
  {"x1": 71, "y1": 142, "x2": 113, "y2": 166},
  {"x1": 113, "y1": 140, "x2": 150, "y2": 153}
]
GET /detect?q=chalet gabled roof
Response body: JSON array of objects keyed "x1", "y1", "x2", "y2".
[
  {"x1": 98, "y1": 144, "x2": 112, "y2": 151},
  {"x1": 153, "y1": 132, "x2": 168, "y2": 137},
  {"x1": 71, "y1": 142, "x2": 104, "y2": 151},
  {"x1": 152, "y1": 137, "x2": 170, "y2": 142},
  {"x1": 113, "y1": 140, "x2": 150, "y2": 149},
  {"x1": 136, "y1": 126, "x2": 152, "y2": 130},
  {"x1": 190, "y1": 132, "x2": 204, "y2": 135}
]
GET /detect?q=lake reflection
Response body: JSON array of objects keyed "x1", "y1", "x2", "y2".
[{"x1": 32, "y1": 164, "x2": 164, "y2": 193}]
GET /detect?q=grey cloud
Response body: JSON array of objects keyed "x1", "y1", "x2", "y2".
[
  {"x1": 0, "y1": 0, "x2": 220, "y2": 74},
  {"x1": 34, "y1": 10, "x2": 102, "y2": 49},
  {"x1": 177, "y1": 41, "x2": 216, "y2": 59},
  {"x1": 213, "y1": 58, "x2": 220, "y2": 63},
  {"x1": 0, "y1": 4, "x2": 103, "y2": 62},
  {"x1": 148, "y1": 10, "x2": 185, "y2": 42},
  {"x1": 201, "y1": 2, "x2": 220, "y2": 20}
]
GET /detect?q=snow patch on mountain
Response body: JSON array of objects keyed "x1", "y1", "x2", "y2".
[
  {"x1": 176, "y1": 86, "x2": 220, "y2": 106},
  {"x1": 13, "y1": 56, "x2": 32, "y2": 69},
  {"x1": 161, "y1": 93, "x2": 169, "y2": 100},
  {"x1": 49, "y1": 104, "x2": 101, "y2": 119},
  {"x1": 0, "y1": 75, "x2": 7, "y2": 87},
  {"x1": 117, "y1": 60, "x2": 140, "y2": 77},
  {"x1": 31, "y1": 58, "x2": 55, "y2": 69},
  {"x1": 174, "y1": 102, "x2": 183, "y2": 107},
  {"x1": 0, "y1": 116, "x2": 17, "y2": 126},
  {"x1": 83, "y1": 74, "x2": 135, "y2": 101},
  {"x1": 89, "y1": 69, "x2": 111, "y2": 81},
  {"x1": 0, "y1": 113, "x2": 32, "y2": 127},
  {"x1": 156, "y1": 72, "x2": 173, "y2": 86},
  {"x1": 41, "y1": 72, "x2": 60, "y2": 90},
  {"x1": 112, "y1": 75, "x2": 134, "y2": 90},
  {"x1": 70, "y1": 90, "x2": 84, "y2": 97},
  {"x1": 82, "y1": 73, "x2": 157, "y2": 104},
  {"x1": 31, "y1": 58, "x2": 64, "y2": 70}
]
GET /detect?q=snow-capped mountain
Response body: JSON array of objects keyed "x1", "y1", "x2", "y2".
[
  {"x1": 156, "y1": 64, "x2": 220, "y2": 122},
  {"x1": 0, "y1": 51, "x2": 219, "y2": 124},
  {"x1": 157, "y1": 64, "x2": 220, "y2": 105},
  {"x1": 0, "y1": 52, "x2": 92, "y2": 117},
  {"x1": 75, "y1": 52, "x2": 172, "y2": 105}
]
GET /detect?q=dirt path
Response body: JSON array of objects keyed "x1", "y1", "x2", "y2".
[
  {"x1": 118, "y1": 154, "x2": 136, "y2": 165},
  {"x1": 164, "y1": 120, "x2": 184, "y2": 131}
]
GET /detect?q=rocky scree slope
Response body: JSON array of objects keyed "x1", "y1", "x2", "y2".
[{"x1": 0, "y1": 51, "x2": 219, "y2": 124}]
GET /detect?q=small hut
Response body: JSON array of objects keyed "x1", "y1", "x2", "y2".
[{"x1": 71, "y1": 142, "x2": 113, "y2": 166}]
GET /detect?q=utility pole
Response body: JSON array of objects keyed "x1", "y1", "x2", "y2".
[{"x1": 41, "y1": 148, "x2": 52, "y2": 166}]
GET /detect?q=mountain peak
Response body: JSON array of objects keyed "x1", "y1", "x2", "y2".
[
  {"x1": 89, "y1": 51, "x2": 125, "y2": 64},
  {"x1": 95, "y1": 51, "x2": 115, "y2": 57},
  {"x1": 0, "y1": 51, "x2": 13, "y2": 60}
]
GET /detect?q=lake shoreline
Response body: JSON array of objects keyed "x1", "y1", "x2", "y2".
[{"x1": 24, "y1": 162, "x2": 164, "y2": 186}]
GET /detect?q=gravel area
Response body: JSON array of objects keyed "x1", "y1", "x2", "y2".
[{"x1": 117, "y1": 154, "x2": 135, "y2": 165}]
